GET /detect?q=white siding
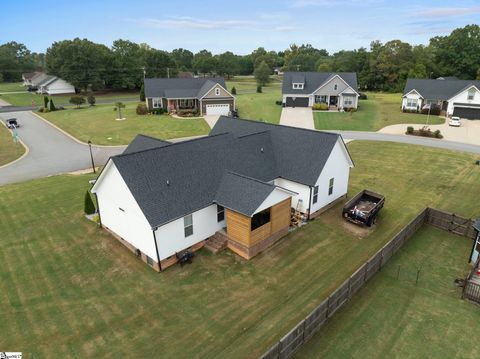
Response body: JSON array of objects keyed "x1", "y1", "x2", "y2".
[
  {"x1": 154, "y1": 204, "x2": 225, "y2": 260},
  {"x1": 446, "y1": 86, "x2": 480, "y2": 116},
  {"x1": 402, "y1": 91, "x2": 423, "y2": 110},
  {"x1": 274, "y1": 178, "x2": 311, "y2": 213},
  {"x1": 46, "y1": 78, "x2": 75, "y2": 95},
  {"x1": 253, "y1": 188, "x2": 292, "y2": 215},
  {"x1": 93, "y1": 162, "x2": 158, "y2": 261},
  {"x1": 313, "y1": 76, "x2": 348, "y2": 96},
  {"x1": 310, "y1": 138, "x2": 352, "y2": 213},
  {"x1": 340, "y1": 94, "x2": 358, "y2": 109}
]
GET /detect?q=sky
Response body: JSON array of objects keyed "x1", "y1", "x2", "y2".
[{"x1": 1, "y1": 0, "x2": 480, "y2": 54}]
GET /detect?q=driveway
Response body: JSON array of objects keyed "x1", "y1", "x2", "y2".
[
  {"x1": 378, "y1": 118, "x2": 480, "y2": 146},
  {"x1": 0, "y1": 111, "x2": 124, "y2": 186},
  {"x1": 280, "y1": 107, "x2": 314, "y2": 129}
]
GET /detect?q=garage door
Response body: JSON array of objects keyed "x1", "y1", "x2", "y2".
[
  {"x1": 206, "y1": 104, "x2": 230, "y2": 116},
  {"x1": 285, "y1": 97, "x2": 309, "y2": 107},
  {"x1": 453, "y1": 107, "x2": 480, "y2": 120}
]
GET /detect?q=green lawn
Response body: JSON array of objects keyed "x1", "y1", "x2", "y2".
[
  {"x1": 0, "y1": 82, "x2": 24, "y2": 92},
  {"x1": 296, "y1": 226, "x2": 480, "y2": 358},
  {"x1": 40, "y1": 103, "x2": 211, "y2": 145},
  {"x1": 314, "y1": 92, "x2": 445, "y2": 131},
  {"x1": 0, "y1": 124, "x2": 25, "y2": 166},
  {"x1": 1, "y1": 141, "x2": 479, "y2": 358}
]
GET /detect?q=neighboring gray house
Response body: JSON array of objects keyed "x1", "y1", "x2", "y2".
[
  {"x1": 282, "y1": 72, "x2": 359, "y2": 110},
  {"x1": 144, "y1": 77, "x2": 235, "y2": 116},
  {"x1": 402, "y1": 78, "x2": 480, "y2": 119}
]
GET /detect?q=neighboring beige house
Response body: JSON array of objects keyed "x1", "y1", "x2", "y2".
[{"x1": 144, "y1": 77, "x2": 235, "y2": 116}]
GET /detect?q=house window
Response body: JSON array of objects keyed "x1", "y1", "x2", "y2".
[
  {"x1": 293, "y1": 83, "x2": 304, "y2": 90},
  {"x1": 179, "y1": 99, "x2": 194, "y2": 109},
  {"x1": 217, "y1": 205, "x2": 225, "y2": 222},
  {"x1": 328, "y1": 178, "x2": 334, "y2": 196},
  {"x1": 184, "y1": 214, "x2": 193, "y2": 237},
  {"x1": 251, "y1": 208, "x2": 271, "y2": 231},
  {"x1": 406, "y1": 98, "x2": 418, "y2": 107},
  {"x1": 152, "y1": 98, "x2": 162, "y2": 108},
  {"x1": 343, "y1": 96, "x2": 354, "y2": 106},
  {"x1": 468, "y1": 89, "x2": 475, "y2": 100},
  {"x1": 334, "y1": 84, "x2": 338, "y2": 90},
  {"x1": 313, "y1": 185, "x2": 319, "y2": 204},
  {"x1": 215, "y1": 88, "x2": 221, "y2": 96},
  {"x1": 315, "y1": 95, "x2": 327, "y2": 103},
  {"x1": 146, "y1": 256, "x2": 154, "y2": 266}
]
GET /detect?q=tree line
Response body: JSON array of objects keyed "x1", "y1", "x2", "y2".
[{"x1": 1, "y1": 24, "x2": 480, "y2": 92}]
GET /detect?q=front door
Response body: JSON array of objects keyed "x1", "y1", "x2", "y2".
[{"x1": 329, "y1": 96, "x2": 338, "y2": 106}]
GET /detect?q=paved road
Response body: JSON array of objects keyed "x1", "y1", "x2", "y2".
[
  {"x1": 332, "y1": 130, "x2": 480, "y2": 154},
  {"x1": 0, "y1": 105, "x2": 37, "y2": 113},
  {"x1": 0, "y1": 111, "x2": 125, "y2": 185}
]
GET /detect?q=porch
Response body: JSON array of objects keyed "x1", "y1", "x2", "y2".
[{"x1": 167, "y1": 98, "x2": 199, "y2": 114}]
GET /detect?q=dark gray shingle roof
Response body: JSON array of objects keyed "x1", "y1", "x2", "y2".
[
  {"x1": 109, "y1": 117, "x2": 347, "y2": 228},
  {"x1": 123, "y1": 134, "x2": 171, "y2": 154},
  {"x1": 144, "y1": 77, "x2": 226, "y2": 99},
  {"x1": 282, "y1": 72, "x2": 358, "y2": 95},
  {"x1": 474, "y1": 219, "x2": 480, "y2": 232},
  {"x1": 403, "y1": 78, "x2": 480, "y2": 100},
  {"x1": 215, "y1": 172, "x2": 275, "y2": 216}
]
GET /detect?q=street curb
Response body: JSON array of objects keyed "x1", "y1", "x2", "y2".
[
  {"x1": 0, "y1": 121, "x2": 30, "y2": 169},
  {"x1": 30, "y1": 111, "x2": 126, "y2": 149}
]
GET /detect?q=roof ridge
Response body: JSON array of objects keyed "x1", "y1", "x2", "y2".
[
  {"x1": 135, "y1": 133, "x2": 172, "y2": 142},
  {"x1": 224, "y1": 170, "x2": 274, "y2": 187}
]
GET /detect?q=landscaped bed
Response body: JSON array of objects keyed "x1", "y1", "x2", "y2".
[
  {"x1": 39, "y1": 102, "x2": 211, "y2": 145},
  {"x1": 0, "y1": 123, "x2": 25, "y2": 166},
  {"x1": 0, "y1": 141, "x2": 479, "y2": 358}
]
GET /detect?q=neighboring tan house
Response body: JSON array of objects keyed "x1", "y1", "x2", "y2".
[
  {"x1": 91, "y1": 117, "x2": 354, "y2": 271},
  {"x1": 282, "y1": 72, "x2": 359, "y2": 110},
  {"x1": 144, "y1": 77, "x2": 235, "y2": 116},
  {"x1": 24, "y1": 72, "x2": 76, "y2": 95},
  {"x1": 402, "y1": 78, "x2": 480, "y2": 119}
]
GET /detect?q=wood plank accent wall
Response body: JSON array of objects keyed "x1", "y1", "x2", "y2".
[
  {"x1": 226, "y1": 209, "x2": 251, "y2": 246},
  {"x1": 251, "y1": 222, "x2": 272, "y2": 245},
  {"x1": 271, "y1": 198, "x2": 292, "y2": 234}
]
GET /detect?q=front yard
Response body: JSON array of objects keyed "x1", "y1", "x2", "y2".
[
  {"x1": 314, "y1": 93, "x2": 445, "y2": 131},
  {"x1": 0, "y1": 123, "x2": 25, "y2": 166},
  {"x1": 1, "y1": 141, "x2": 479, "y2": 358},
  {"x1": 296, "y1": 225, "x2": 479, "y2": 358},
  {"x1": 40, "y1": 103, "x2": 211, "y2": 145}
]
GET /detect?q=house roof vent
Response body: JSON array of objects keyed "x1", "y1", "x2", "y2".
[
  {"x1": 260, "y1": 147, "x2": 264, "y2": 153},
  {"x1": 166, "y1": 179, "x2": 170, "y2": 186}
]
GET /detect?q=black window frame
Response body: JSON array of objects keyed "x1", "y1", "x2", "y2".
[
  {"x1": 184, "y1": 214, "x2": 193, "y2": 237},
  {"x1": 217, "y1": 205, "x2": 225, "y2": 222},
  {"x1": 313, "y1": 185, "x2": 319, "y2": 204},
  {"x1": 328, "y1": 178, "x2": 334, "y2": 196}
]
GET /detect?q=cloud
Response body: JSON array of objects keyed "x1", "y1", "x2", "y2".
[
  {"x1": 289, "y1": 0, "x2": 381, "y2": 7},
  {"x1": 274, "y1": 26, "x2": 297, "y2": 32},
  {"x1": 138, "y1": 16, "x2": 256, "y2": 30},
  {"x1": 413, "y1": 7, "x2": 480, "y2": 18}
]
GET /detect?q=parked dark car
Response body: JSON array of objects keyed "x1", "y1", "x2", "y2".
[
  {"x1": 343, "y1": 189, "x2": 385, "y2": 227},
  {"x1": 5, "y1": 118, "x2": 20, "y2": 129}
]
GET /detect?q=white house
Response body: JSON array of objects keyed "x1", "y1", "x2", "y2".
[
  {"x1": 91, "y1": 118, "x2": 354, "y2": 271},
  {"x1": 23, "y1": 72, "x2": 76, "y2": 95},
  {"x1": 402, "y1": 78, "x2": 480, "y2": 119},
  {"x1": 282, "y1": 72, "x2": 359, "y2": 110}
]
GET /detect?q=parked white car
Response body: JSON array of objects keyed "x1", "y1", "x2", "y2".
[{"x1": 449, "y1": 116, "x2": 461, "y2": 127}]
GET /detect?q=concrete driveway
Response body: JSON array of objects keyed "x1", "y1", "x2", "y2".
[
  {"x1": 203, "y1": 115, "x2": 220, "y2": 129},
  {"x1": 378, "y1": 118, "x2": 480, "y2": 146},
  {"x1": 280, "y1": 107, "x2": 314, "y2": 129},
  {"x1": 0, "y1": 111, "x2": 124, "y2": 186}
]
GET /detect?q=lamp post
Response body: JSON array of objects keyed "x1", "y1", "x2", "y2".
[{"x1": 88, "y1": 140, "x2": 96, "y2": 173}]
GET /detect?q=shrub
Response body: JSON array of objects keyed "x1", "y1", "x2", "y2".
[
  {"x1": 257, "y1": 85, "x2": 262, "y2": 93},
  {"x1": 406, "y1": 126, "x2": 414, "y2": 134},
  {"x1": 434, "y1": 129, "x2": 443, "y2": 138},
  {"x1": 231, "y1": 86, "x2": 237, "y2": 95},
  {"x1": 84, "y1": 191, "x2": 96, "y2": 215},
  {"x1": 140, "y1": 84, "x2": 146, "y2": 102},
  {"x1": 343, "y1": 107, "x2": 356, "y2": 113},
  {"x1": 359, "y1": 92, "x2": 368, "y2": 100},
  {"x1": 421, "y1": 104, "x2": 441, "y2": 116},
  {"x1": 43, "y1": 95, "x2": 49, "y2": 108},
  {"x1": 136, "y1": 103, "x2": 148, "y2": 115},
  {"x1": 49, "y1": 99, "x2": 56, "y2": 111},
  {"x1": 87, "y1": 94, "x2": 96, "y2": 106},
  {"x1": 151, "y1": 108, "x2": 165, "y2": 115},
  {"x1": 177, "y1": 109, "x2": 200, "y2": 117},
  {"x1": 69, "y1": 96, "x2": 86, "y2": 108},
  {"x1": 38, "y1": 107, "x2": 44, "y2": 113},
  {"x1": 275, "y1": 100, "x2": 283, "y2": 106},
  {"x1": 312, "y1": 103, "x2": 328, "y2": 111}
]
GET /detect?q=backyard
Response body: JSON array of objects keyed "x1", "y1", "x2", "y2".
[
  {"x1": 296, "y1": 225, "x2": 480, "y2": 358},
  {"x1": 0, "y1": 141, "x2": 479, "y2": 358},
  {"x1": 314, "y1": 93, "x2": 445, "y2": 131},
  {"x1": 40, "y1": 102, "x2": 210, "y2": 145},
  {"x1": 0, "y1": 123, "x2": 25, "y2": 166}
]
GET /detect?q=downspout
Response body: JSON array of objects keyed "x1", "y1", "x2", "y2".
[
  {"x1": 468, "y1": 231, "x2": 478, "y2": 264},
  {"x1": 152, "y1": 229, "x2": 162, "y2": 271},
  {"x1": 93, "y1": 193, "x2": 102, "y2": 228},
  {"x1": 308, "y1": 186, "x2": 313, "y2": 221}
]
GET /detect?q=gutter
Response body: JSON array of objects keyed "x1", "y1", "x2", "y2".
[
  {"x1": 152, "y1": 229, "x2": 162, "y2": 271},
  {"x1": 93, "y1": 193, "x2": 103, "y2": 228},
  {"x1": 308, "y1": 186, "x2": 313, "y2": 221}
]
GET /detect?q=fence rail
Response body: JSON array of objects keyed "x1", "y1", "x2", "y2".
[{"x1": 260, "y1": 207, "x2": 474, "y2": 359}]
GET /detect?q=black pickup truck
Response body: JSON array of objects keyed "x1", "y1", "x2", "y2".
[{"x1": 342, "y1": 190, "x2": 385, "y2": 227}]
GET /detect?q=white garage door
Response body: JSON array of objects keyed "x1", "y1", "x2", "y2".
[{"x1": 206, "y1": 104, "x2": 230, "y2": 116}]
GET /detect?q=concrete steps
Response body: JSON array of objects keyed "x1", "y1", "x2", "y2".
[{"x1": 205, "y1": 231, "x2": 228, "y2": 254}]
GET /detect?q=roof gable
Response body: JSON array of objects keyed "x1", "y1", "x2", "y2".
[
  {"x1": 123, "y1": 134, "x2": 171, "y2": 154},
  {"x1": 144, "y1": 77, "x2": 227, "y2": 99},
  {"x1": 282, "y1": 72, "x2": 358, "y2": 95},
  {"x1": 403, "y1": 78, "x2": 480, "y2": 100}
]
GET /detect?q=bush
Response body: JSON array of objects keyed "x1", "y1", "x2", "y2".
[
  {"x1": 344, "y1": 107, "x2": 357, "y2": 113},
  {"x1": 87, "y1": 95, "x2": 96, "y2": 106},
  {"x1": 275, "y1": 100, "x2": 283, "y2": 106},
  {"x1": 151, "y1": 108, "x2": 165, "y2": 115},
  {"x1": 359, "y1": 92, "x2": 368, "y2": 100},
  {"x1": 312, "y1": 103, "x2": 328, "y2": 111},
  {"x1": 231, "y1": 86, "x2": 237, "y2": 95},
  {"x1": 136, "y1": 103, "x2": 148, "y2": 115},
  {"x1": 84, "y1": 191, "x2": 96, "y2": 215},
  {"x1": 406, "y1": 126, "x2": 414, "y2": 134},
  {"x1": 43, "y1": 95, "x2": 49, "y2": 108},
  {"x1": 257, "y1": 85, "x2": 262, "y2": 93},
  {"x1": 434, "y1": 129, "x2": 443, "y2": 138},
  {"x1": 421, "y1": 104, "x2": 441, "y2": 116},
  {"x1": 49, "y1": 99, "x2": 56, "y2": 111},
  {"x1": 177, "y1": 109, "x2": 200, "y2": 117},
  {"x1": 69, "y1": 96, "x2": 86, "y2": 108}
]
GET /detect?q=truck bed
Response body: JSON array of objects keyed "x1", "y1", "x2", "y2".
[{"x1": 343, "y1": 190, "x2": 385, "y2": 226}]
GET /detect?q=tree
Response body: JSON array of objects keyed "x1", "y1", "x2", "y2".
[
  {"x1": 84, "y1": 191, "x2": 96, "y2": 215},
  {"x1": 43, "y1": 96, "x2": 49, "y2": 108},
  {"x1": 49, "y1": 98, "x2": 56, "y2": 111},
  {"x1": 144, "y1": 49, "x2": 178, "y2": 78},
  {"x1": 69, "y1": 96, "x2": 86, "y2": 108},
  {"x1": 254, "y1": 61, "x2": 271, "y2": 86},
  {"x1": 193, "y1": 50, "x2": 216, "y2": 75},
  {"x1": 231, "y1": 86, "x2": 237, "y2": 95},
  {"x1": 477, "y1": 68, "x2": 480, "y2": 80},
  {"x1": 87, "y1": 94, "x2": 96, "y2": 106},
  {"x1": 172, "y1": 48, "x2": 194, "y2": 71},
  {"x1": 113, "y1": 102, "x2": 126, "y2": 119},
  {"x1": 140, "y1": 83, "x2": 146, "y2": 101},
  {"x1": 109, "y1": 39, "x2": 143, "y2": 89},
  {"x1": 283, "y1": 44, "x2": 329, "y2": 72},
  {"x1": 215, "y1": 51, "x2": 239, "y2": 79},
  {"x1": 0, "y1": 42, "x2": 35, "y2": 82}
]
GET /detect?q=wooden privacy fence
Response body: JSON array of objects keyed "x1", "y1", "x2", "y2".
[{"x1": 260, "y1": 208, "x2": 475, "y2": 359}]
